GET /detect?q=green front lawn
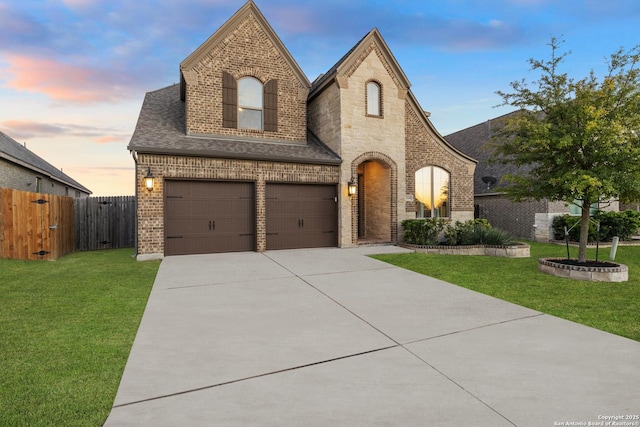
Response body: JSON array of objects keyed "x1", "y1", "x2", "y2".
[
  {"x1": 372, "y1": 241, "x2": 640, "y2": 342},
  {"x1": 0, "y1": 249, "x2": 160, "y2": 427}
]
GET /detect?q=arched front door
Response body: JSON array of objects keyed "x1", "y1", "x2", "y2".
[{"x1": 351, "y1": 152, "x2": 397, "y2": 245}]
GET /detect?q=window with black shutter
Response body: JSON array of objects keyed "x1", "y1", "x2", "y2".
[
  {"x1": 264, "y1": 79, "x2": 278, "y2": 132},
  {"x1": 222, "y1": 72, "x2": 278, "y2": 132},
  {"x1": 222, "y1": 71, "x2": 237, "y2": 128}
]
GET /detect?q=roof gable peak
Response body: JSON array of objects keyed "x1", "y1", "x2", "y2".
[
  {"x1": 180, "y1": 1, "x2": 309, "y2": 88},
  {"x1": 310, "y1": 28, "x2": 411, "y2": 99}
]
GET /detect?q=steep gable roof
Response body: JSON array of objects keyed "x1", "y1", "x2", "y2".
[
  {"x1": 309, "y1": 28, "x2": 410, "y2": 99},
  {"x1": 0, "y1": 131, "x2": 91, "y2": 194},
  {"x1": 180, "y1": 1, "x2": 310, "y2": 91},
  {"x1": 405, "y1": 91, "x2": 477, "y2": 164}
]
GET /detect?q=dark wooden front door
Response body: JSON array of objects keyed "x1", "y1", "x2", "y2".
[
  {"x1": 266, "y1": 184, "x2": 338, "y2": 250},
  {"x1": 164, "y1": 180, "x2": 255, "y2": 256}
]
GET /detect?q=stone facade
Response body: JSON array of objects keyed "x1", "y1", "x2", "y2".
[{"x1": 307, "y1": 83, "x2": 341, "y2": 155}]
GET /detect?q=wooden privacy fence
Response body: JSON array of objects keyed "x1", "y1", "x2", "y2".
[
  {"x1": 74, "y1": 196, "x2": 136, "y2": 252},
  {"x1": 1, "y1": 189, "x2": 137, "y2": 260},
  {"x1": 0, "y1": 188, "x2": 74, "y2": 260}
]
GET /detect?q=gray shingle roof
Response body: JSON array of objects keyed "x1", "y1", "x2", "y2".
[
  {"x1": 128, "y1": 84, "x2": 341, "y2": 165},
  {"x1": 445, "y1": 110, "x2": 530, "y2": 195},
  {"x1": 0, "y1": 131, "x2": 91, "y2": 194}
]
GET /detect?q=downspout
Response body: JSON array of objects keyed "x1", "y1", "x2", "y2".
[{"x1": 131, "y1": 150, "x2": 139, "y2": 259}]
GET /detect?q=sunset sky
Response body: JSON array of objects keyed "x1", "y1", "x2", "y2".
[{"x1": 1, "y1": 0, "x2": 638, "y2": 196}]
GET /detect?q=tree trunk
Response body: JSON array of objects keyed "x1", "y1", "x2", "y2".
[{"x1": 578, "y1": 200, "x2": 590, "y2": 263}]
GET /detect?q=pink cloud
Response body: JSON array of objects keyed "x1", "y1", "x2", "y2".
[
  {"x1": 1, "y1": 120, "x2": 66, "y2": 138},
  {"x1": 2, "y1": 53, "x2": 133, "y2": 103},
  {"x1": 94, "y1": 135, "x2": 125, "y2": 144},
  {"x1": 1, "y1": 119, "x2": 128, "y2": 142}
]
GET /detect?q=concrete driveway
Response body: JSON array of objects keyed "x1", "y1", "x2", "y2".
[{"x1": 104, "y1": 246, "x2": 639, "y2": 427}]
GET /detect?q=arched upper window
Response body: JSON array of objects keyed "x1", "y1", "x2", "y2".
[
  {"x1": 238, "y1": 77, "x2": 263, "y2": 130},
  {"x1": 415, "y1": 166, "x2": 450, "y2": 218},
  {"x1": 366, "y1": 81, "x2": 382, "y2": 116}
]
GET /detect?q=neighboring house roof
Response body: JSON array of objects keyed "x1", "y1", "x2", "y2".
[
  {"x1": 127, "y1": 84, "x2": 341, "y2": 165},
  {"x1": 445, "y1": 110, "x2": 528, "y2": 195},
  {"x1": 0, "y1": 130, "x2": 91, "y2": 194}
]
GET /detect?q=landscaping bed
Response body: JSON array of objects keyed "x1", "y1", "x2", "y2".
[
  {"x1": 538, "y1": 257, "x2": 628, "y2": 282},
  {"x1": 400, "y1": 242, "x2": 530, "y2": 258}
]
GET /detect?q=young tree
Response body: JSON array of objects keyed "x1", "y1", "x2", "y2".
[{"x1": 491, "y1": 38, "x2": 640, "y2": 263}]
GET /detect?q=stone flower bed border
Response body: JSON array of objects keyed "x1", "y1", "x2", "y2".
[
  {"x1": 399, "y1": 242, "x2": 530, "y2": 258},
  {"x1": 538, "y1": 258, "x2": 628, "y2": 282}
]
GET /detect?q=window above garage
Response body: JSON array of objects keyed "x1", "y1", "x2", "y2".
[
  {"x1": 238, "y1": 77, "x2": 263, "y2": 130},
  {"x1": 223, "y1": 72, "x2": 278, "y2": 132}
]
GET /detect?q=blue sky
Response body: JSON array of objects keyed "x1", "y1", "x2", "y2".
[{"x1": 1, "y1": 0, "x2": 638, "y2": 196}]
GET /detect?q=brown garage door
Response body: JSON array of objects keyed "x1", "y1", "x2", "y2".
[
  {"x1": 266, "y1": 184, "x2": 337, "y2": 250},
  {"x1": 165, "y1": 180, "x2": 255, "y2": 256}
]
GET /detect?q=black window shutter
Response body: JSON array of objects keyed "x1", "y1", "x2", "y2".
[
  {"x1": 222, "y1": 72, "x2": 237, "y2": 128},
  {"x1": 264, "y1": 79, "x2": 278, "y2": 132}
]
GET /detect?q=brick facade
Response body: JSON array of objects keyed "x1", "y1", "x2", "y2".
[
  {"x1": 183, "y1": 11, "x2": 308, "y2": 142},
  {"x1": 405, "y1": 104, "x2": 475, "y2": 222},
  {"x1": 136, "y1": 154, "x2": 339, "y2": 257},
  {"x1": 475, "y1": 195, "x2": 546, "y2": 240}
]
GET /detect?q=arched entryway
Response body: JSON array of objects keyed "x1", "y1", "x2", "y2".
[{"x1": 351, "y1": 152, "x2": 398, "y2": 245}]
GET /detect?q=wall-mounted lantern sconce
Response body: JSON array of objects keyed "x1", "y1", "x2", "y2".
[
  {"x1": 348, "y1": 180, "x2": 357, "y2": 196},
  {"x1": 144, "y1": 167, "x2": 154, "y2": 192}
]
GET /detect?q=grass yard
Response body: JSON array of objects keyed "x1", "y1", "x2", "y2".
[
  {"x1": 372, "y1": 241, "x2": 640, "y2": 342},
  {"x1": 0, "y1": 249, "x2": 160, "y2": 427}
]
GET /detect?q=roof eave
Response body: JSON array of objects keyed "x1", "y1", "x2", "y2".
[
  {"x1": 0, "y1": 152, "x2": 91, "y2": 194},
  {"x1": 406, "y1": 91, "x2": 478, "y2": 164},
  {"x1": 128, "y1": 145, "x2": 342, "y2": 166}
]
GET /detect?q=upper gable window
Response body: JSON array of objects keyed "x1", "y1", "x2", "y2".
[
  {"x1": 366, "y1": 81, "x2": 382, "y2": 117},
  {"x1": 238, "y1": 77, "x2": 263, "y2": 131},
  {"x1": 223, "y1": 72, "x2": 278, "y2": 132}
]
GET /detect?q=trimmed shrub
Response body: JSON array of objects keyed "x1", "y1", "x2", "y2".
[
  {"x1": 403, "y1": 218, "x2": 516, "y2": 246},
  {"x1": 401, "y1": 218, "x2": 447, "y2": 245},
  {"x1": 552, "y1": 210, "x2": 640, "y2": 242},
  {"x1": 460, "y1": 225, "x2": 516, "y2": 246},
  {"x1": 444, "y1": 219, "x2": 491, "y2": 245}
]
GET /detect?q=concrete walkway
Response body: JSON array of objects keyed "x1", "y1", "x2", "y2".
[{"x1": 104, "y1": 246, "x2": 640, "y2": 427}]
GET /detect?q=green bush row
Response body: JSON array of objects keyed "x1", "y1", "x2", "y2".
[
  {"x1": 552, "y1": 210, "x2": 640, "y2": 242},
  {"x1": 402, "y1": 218, "x2": 516, "y2": 246}
]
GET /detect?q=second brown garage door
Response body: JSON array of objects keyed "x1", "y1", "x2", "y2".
[
  {"x1": 165, "y1": 180, "x2": 255, "y2": 256},
  {"x1": 266, "y1": 184, "x2": 338, "y2": 250}
]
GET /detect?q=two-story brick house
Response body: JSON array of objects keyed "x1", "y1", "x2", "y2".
[{"x1": 129, "y1": 1, "x2": 476, "y2": 259}]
